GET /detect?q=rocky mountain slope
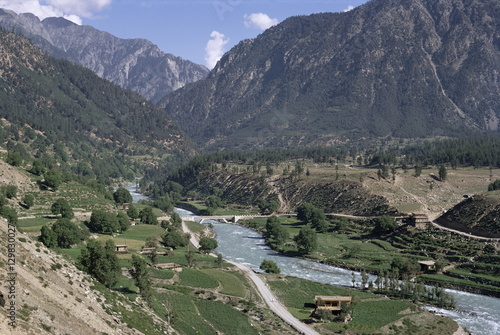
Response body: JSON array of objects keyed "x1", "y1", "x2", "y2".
[
  {"x1": 0, "y1": 9, "x2": 209, "y2": 103},
  {"x1": 162, "y1": 0, "x2": 500, "y2": 149},
  {"x1": 0, "y1": 222, "x2": 148, "y2": 335}
]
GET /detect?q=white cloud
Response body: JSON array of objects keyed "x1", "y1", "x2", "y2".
[
  {"x1": 243, "y1": 12, "x2": 278, "y2": 31},
  {"x1": 343, "y1": 5, "x2": 355, "y2": 12},
  {"x1": 204, "y1": 30, "x2": 229, "y2": 69},
  {"x1": 0, "y1": 0, "x2": 112, "y2": 24}
]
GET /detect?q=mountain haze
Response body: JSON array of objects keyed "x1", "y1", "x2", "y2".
[
  {"x1": 162, "y1": 0, "x2": 500, "y2": 149},
  {"x1": 0, "y1": 8, "x2": 209, "y2": 103}
]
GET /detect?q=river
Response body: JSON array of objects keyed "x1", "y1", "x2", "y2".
[{"x1": 126, "y1": 187, "x2": 500, "y2": 335}]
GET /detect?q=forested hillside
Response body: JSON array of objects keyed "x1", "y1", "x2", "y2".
[{"x1": 0, "y1": 29, "x2": 192, "y2": 183}]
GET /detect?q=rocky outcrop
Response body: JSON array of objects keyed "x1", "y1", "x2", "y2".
[{"x1": 0, "y1": 9, "x2": 209, "y2": 103}]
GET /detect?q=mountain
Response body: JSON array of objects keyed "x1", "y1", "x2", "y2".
[
  {"x1": 0, "y1": 29, "x2": 192, "y2": 181},
  {"x1": 162, "y1": 0, "x2": 500, "y2": 150},
  {"x1": 0, "y1": 9, "x2": 209, "y2": 103}
]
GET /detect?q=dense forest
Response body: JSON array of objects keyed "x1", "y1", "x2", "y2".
[{"x1": 0, "y1": 29, "x2": 192, "y2": 183}]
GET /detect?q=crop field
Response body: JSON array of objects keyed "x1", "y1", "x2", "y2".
[
  {"x1": 201, "y1": 269, "x2": 248, "y2": 297},
  {"x1": 267, "y1": 275, "x2": 434, "y2": 334},
  {"x1": 197, "y1": 299, "x2": 259, "y2": 335},
  {"x1": 178, "y1": 268, "x2": 219, "y2": 289}
]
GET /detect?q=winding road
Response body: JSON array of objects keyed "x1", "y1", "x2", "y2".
[{"x1": 181, "y1": 220, "x2": 320, "y2": 335}]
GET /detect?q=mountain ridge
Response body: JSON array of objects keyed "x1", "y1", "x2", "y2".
[
  {"x1": 0, "y1": 8, "x2": 209, "y2": 103},
  {"x1": 162, "y1": 0, "x2": 500, "y2": 150}
]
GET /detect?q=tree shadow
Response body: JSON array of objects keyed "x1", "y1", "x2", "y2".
[
  {"x1": 281, "y1": 250, "x2": 303, "y2": 257},
  {"x1": 37, "y1": 180, "x2": 48, "y2": 191},
  {"x1": 18, "y1": 202, "x2": 29, "y2": 209},
  {"x1": 113, "y1": 287, "x2": 136, "y2": 295}
]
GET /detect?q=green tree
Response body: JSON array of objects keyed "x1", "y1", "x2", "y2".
[
  {"x1": 265, "y1": 216, "x2": 289, "y2": 245},
  {"x1": 260, "y1": 259, "x2": 280, "y2": 274},
  {"x1": 258, "y1": 199, "x2": 279, "y2": 214},
  {"x1": 217, "y1": 253, "x2": 224, "y2": 268},
  {"x1": 44, "y1": 169, "x2": 62, "y2": 190},
  {"x1": 3, "y1": 185, "x2": 17, "y2": 199},
  {"x1": 51, "y1": 199, "x2": 74, "y2": 219},
  {"x1": 414, "y1": 164, "x2": 423, "y2": 177},
  {"x1": 294, "y1": 226, "x2": 317, "y2": 254},
  {"x1": 199, "y1": 237, "x2": 218, "y2": 254},
  {"x1": 6, "y1": 151, "x2": 22, "y2": 167},
  {"x1": 0, "y1": 195, "x2": 7, "y2": 207},
  {"x1": 185, "y1": 250, "x2": 196, "y2": 268},
  {"x1": 154, "y1": 195, "x2": 173, "y2": 212},
  {"x1": 438, "y1": 165, "x2": 447, "y2": 181},
  {"x1": 297, "y1": 203, "x2": 327, "y2": 232},
  {"x1": 205, "y1": 195, "x2": 224, "y2": 214},
  {"x1": 129, "y1": 255, "x2": 152, "y2": 304},
  {"x1": 169, "y1": 212, "x2": 182, "y2": 229},
  {"x1": 162, "y1": 230, "x2": 188, "y2": 249},
  {"x1": 361, "y1": 270, "x2": 368, "y2": 290},
  {"x1": 373, "y1": 215, "x2": 397, "y2": 235},
  {"x1": 79, "y1": 239, "x2": 120, "y2": 288},
  {"x1": 488, "y1": 179, "x2": 500, "y2": 191},
  {"x1": 39, "y1": 225, "x2": 57, "y2": 248},
  {"x1": 0, "y1": 206, "x2": 17, "y2": 225},
  {"x1": 297, "y1": 203, "x2": 316, "y2": 222},
  {"x1": 310, "y1": 210, "x2": 328, "y2": 233},
  {"x1": 113, "y1": 187, "x2": 133, "y2": 205},
  {"x1": 117, "y1": 211, "x2": 130, "y2": 232},
  {"x1": 51, "y1": 218, "x2": 82, "y2": 248},
  {"x1": 127, "y1": 204, "x2": 139, "y2": 219},
  {"x1": 22, "y1": 194, "x2": 35, "y2": 209},
  {"x1": 139, "y1": 206, "x2": 157, "y2": 225},
  {"x1": 88, "y1": 210, "x2": 120, "y2": 234}
]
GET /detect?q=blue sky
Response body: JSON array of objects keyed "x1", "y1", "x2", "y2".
[{"x1": 0, "y1": 0, "x2": 369, "y2": 68}]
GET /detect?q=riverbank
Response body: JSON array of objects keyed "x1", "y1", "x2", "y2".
[
  {"x1": 189, "y1": 214, "x2": 479, "y2": 335},
  {"x1": 233, "y1": 214, "x2": 500, "y2": 300},
  {"x1": 179, "y1": 211, "x2": 320, "y2": 335}
]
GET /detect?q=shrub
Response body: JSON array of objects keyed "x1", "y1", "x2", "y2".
[{"x1": 260, "y1": 259, "x2": 280, "y2": 274}]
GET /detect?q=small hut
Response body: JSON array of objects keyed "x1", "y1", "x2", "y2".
[
  {"x1": 139, "y1": 247, "x2": 155, "y2": 254},
  {"x1": 115, "y1": 245, "x2": 129, "y2": 254},
  {"x1": 154, "y1": 263, "x2": 183, "y2": 272},
  {"x1": 418, "y1": 260, "x2": 436, "y2": 272},
  {"x1": 314, "y1": 296, "x2": 352, "y2": 312}
]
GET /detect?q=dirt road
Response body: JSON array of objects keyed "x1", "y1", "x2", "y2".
[{"x1": 181, "y1": 220, "x2": 319, "y2": 335}]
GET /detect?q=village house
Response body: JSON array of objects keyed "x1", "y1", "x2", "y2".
[
  {"x1": 408, "y1": 213, "x2": 431, "y2": 229},
  {"x1": 314, "y1": 296, "x2": 352, "y2": 312},
  {"x1": 115, "y1": 245, "x2": 128, "y2": 254},
  {"x1": 418, "y1": 260, "x2": 436, "y2": 273}
]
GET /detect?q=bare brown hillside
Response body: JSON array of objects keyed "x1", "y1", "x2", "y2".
[
  {"x1": 0, "y1": 221, "x2": 144, "y2": 335},
  {"x1": 0, "y1": 156, "x2": 33, "y2": 194}
]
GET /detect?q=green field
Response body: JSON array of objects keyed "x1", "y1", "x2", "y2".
[
  {"x1": 201, "y1": 269, "x2": 248, "y2": 297},
  {"x1": 266, "y1": 276, "x2": 455, "y2": 334}
]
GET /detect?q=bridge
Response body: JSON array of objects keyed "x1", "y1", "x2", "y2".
[{"x1": 183, "y1": 214, "x2": 280, "y2": 223}]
